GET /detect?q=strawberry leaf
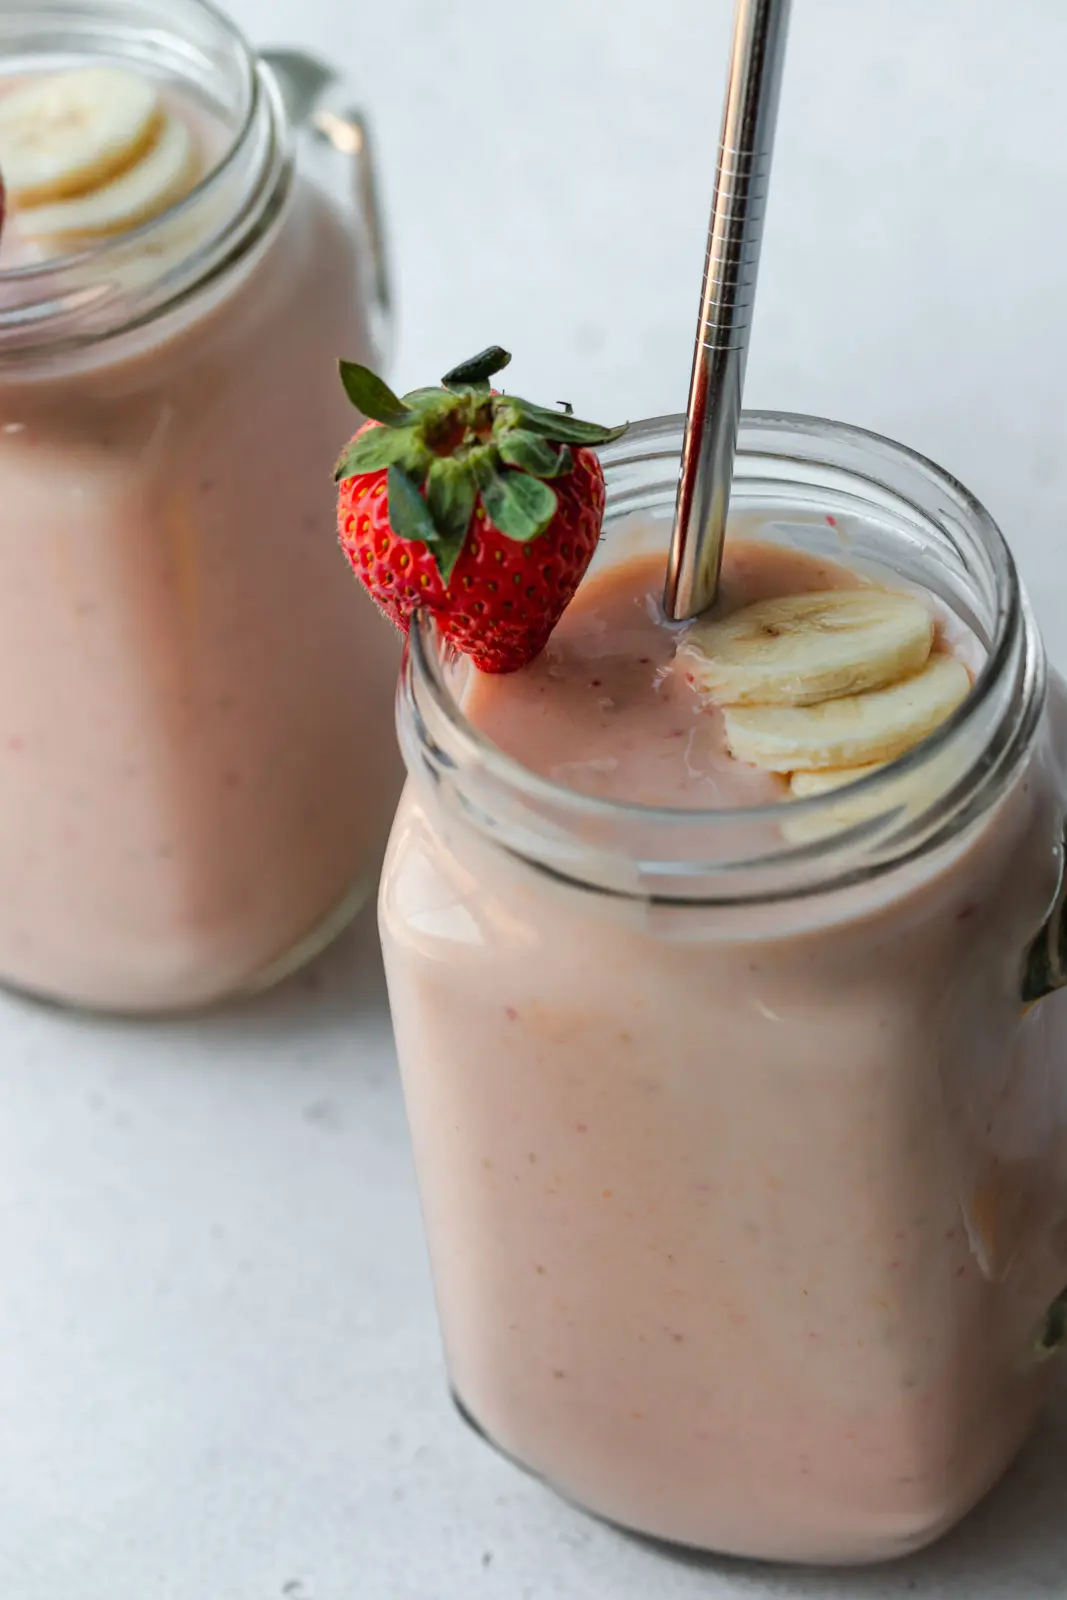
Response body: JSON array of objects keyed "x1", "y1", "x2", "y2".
[
  {"x1": 442, "y1": 346, "x2": 513, "y2": 391},
  {"x1": 474, "y1": 459, "x2": 558, "y2": 542},
  {"x1": 402, "y1": 386, "x2": 452, "y2": 415},
  {"x1": 387, "y1": 466, "x2": 440, "y2": 545},
  {"x1": 426, "y1": 458, "x2": 477, "y2": 545},
  {"x1": 334, "y1": 425, "x2": 420, "y2": 481},
  {"x1": 430, "y1": 531, "x2": 468, "y2": 585},
  {"x1": 497, "y1": 430, "x2": 573, "y2": 479},
  {"x1": 339, "y1": 360, "x2": 414, "y2": 427},
  {"x1": 507, "y1": 399, "x2": 628, "y2": 447}
]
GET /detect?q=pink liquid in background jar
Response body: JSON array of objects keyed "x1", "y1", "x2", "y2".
[
  {"x1": 0, "y1": 8, "x2": 402, "y2": 1012},
  {"x1": 380, "y1": 416, "x2": 1067, "y2": 1565}
]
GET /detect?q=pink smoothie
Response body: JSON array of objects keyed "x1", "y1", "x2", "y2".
[
  {"x1": 469, "y1": 544, "x2": 864, "y2": 809},
  {"x1": 380, "y1": 537, "x2": 1067, "y2": 1563},
  {"x1": 0, "y1": 78, "x2": 402, "y2": 1011}
]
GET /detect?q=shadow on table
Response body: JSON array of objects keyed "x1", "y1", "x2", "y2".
[{"x1": 621, "y1": 1368, "x2": 1067, "y2": 1594}]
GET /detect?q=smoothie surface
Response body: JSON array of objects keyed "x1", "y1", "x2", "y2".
[{"x1": 466, "y1": 541, "x2": 866, "y2": 809}]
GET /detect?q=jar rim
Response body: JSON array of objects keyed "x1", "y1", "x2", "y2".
[
  {"x1": 0, "y1": 0, "x2": 286, "y2": 359},
  {"x1": 402, "y1": 412, "x2": 1043, "y2": 905}
]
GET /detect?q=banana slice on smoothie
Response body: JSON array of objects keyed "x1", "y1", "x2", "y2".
[
  {"x1": 0, "y1": 67, "x2": 162, "y2": 206},
  {"x1": 680, "y1": 589, "x2": 935, "y2": 707},
  {"x1": 724, "y1": 655, "x2": 971, "y2": 773},
  {"x1": 789, "y1": 763, "x2": 886, "y2": 797},
  {"x1": 783, "y1": 741, "x2": 967, "y2": 844},
  {"x1": 15, "y1": 112, "x2": 197, "y2": 243}
]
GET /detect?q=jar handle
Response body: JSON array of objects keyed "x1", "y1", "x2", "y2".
[
  {"x1": 1022, "y1": 821, "x2": 1067, "y2": 1001},
  {"x1": 260, "y1": 49, "x2": 394, "y2": 368}
]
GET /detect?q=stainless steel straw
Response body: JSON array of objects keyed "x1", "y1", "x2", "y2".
[{"x1": 665, "y1": 0, "x2": 793, "y2": 621}]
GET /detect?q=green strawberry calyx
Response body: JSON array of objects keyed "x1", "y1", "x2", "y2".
[{"x1": 335, "y1": 345, "x2": 628, "y2": 582}]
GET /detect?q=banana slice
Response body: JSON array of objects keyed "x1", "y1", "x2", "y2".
[
  {"x1": 679, "y1": 589, "x2": 934, "y2": 707},
  {"x1": 0, "y1": 67, "x2": 161, "y2": 206},
  {"x1": 783, "y1": 770, "x2": 919, "y2": 845},
  {"x1": 15, "y1": 114, "x2": 197, "y2": 244},
  {"x1": 724, "y1": 655, "x2": 971, "y2": 773},
  {"x1": 789, "y1": 763, "x2": 886, "y2": 797},
  {"x1": 783, "y1": 746, "x2": 964, "y2": 845}
]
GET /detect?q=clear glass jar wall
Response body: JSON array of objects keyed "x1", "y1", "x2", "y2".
[{"x1": 381, "y1": 413, "x2": 1067, "y2": 1565}]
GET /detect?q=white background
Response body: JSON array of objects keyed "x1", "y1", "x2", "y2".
[
  {"x1": 247, "y1": 0, "x2": 1067, "y2": 665},
  {"x1": 5, "y1": 3, "x2": 1067, "y2": 1597}
]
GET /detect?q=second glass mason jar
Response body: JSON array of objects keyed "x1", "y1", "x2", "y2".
[
  {"x1": 0, "y1": 0, "x2": 403, "y2": 1012},
  {"x1": 380, "y1": 413, "x2": 1067, "y2": 1565}
]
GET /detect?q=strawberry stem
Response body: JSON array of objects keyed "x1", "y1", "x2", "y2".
[
  {"x1": 442, "y1": 346, "x2": 513, "y2": 389},
  {"x1": 336, "y1": 346, "x2": 627, "y2": 556}
]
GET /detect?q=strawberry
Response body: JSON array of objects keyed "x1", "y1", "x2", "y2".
[{"x1": 334, "y1": 345, "x2": 626, "y2": 673}]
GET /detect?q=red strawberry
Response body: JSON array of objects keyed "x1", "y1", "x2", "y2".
[{"x1": 334, "y1": 345, "x2": 626, "y2": 673}]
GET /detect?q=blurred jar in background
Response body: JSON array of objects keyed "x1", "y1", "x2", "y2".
[{"x1": 0, "y1": 0, "x2": 402, "y2": 1013}]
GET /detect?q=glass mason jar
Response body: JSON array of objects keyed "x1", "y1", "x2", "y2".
[
  {"x1": 380, "y1": 413, "x2": 1067, "y2": 1566},
  {"x1": 0, "y1": 0, "x2": 403, "y2": 1013}
]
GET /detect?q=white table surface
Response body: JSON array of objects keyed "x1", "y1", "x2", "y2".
[{"x1": 7, "y1": 2, "x2": 1067, "y2": 1596}]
